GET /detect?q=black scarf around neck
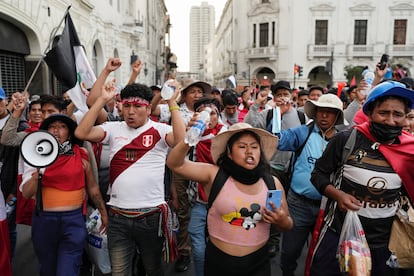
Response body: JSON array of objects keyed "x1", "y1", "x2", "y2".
[
  {"x1": 59, "y1": 141, "x2": 74, "y2": 155},
  {"x1": 221, "y1": 156, "x2": 265, "y2": 185}
]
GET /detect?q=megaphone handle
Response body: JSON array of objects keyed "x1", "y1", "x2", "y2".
[{"x1": 35, "y1": 170, "x2": 44, "y2": 216}]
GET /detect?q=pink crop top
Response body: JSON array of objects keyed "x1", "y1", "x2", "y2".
[{"x1": 207, "y1": 177, "x2": 270, "y2": 247}]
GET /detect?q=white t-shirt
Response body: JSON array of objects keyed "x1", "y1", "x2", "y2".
[{"x1": 99, "y1": 119, "x2": 172, "y2": 209}]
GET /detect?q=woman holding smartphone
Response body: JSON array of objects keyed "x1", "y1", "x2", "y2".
[{"x1": 167, "y1": 122, "x2": 292, "y2": 276}]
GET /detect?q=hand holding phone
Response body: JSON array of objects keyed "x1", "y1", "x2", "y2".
[
  {"x1": 379, "y1": 54, "x2": 389, "y2": 70},
  {"x1": 266, "y1": 190, "x2": 282, "y2": 211},
  {"x1": 130, "y1": 54, "x2": 139, "y2": 65}
]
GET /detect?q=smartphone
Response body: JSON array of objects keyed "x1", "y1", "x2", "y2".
[
  {"x1": 266, "y1": 190, "x2": 282, "y2": 210},
  {"x1": 379, "y1": 54, "x2": 389, "y2": 70},
  {"x1": 130, "y1": 54, "x2": 139, "y2": 65}
]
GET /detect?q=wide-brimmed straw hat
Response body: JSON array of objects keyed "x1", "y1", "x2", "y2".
[
  {"x1": 211, "y1": 123, "x2": 278, "y2": 164},
  {"x1": 181, "y1": 79, "x2": 212, "y2": 96},
  {"x1": 304, "y1": 93, "x2": 348, "y2": 125}
]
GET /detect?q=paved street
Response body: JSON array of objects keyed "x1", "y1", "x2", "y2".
[{"x1": 13, "y1": 224, "x2": 306, "y2": 275}]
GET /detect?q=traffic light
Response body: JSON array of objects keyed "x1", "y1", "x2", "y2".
[
  {"x1": 298, "y1": 66, "x2": 303, "y2": 77},
  {"x1": 294, "y1": 64, "x2": 299, "y2": 75}
]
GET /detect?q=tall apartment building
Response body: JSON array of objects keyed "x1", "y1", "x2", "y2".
[{"x1": 190, "y1": 2, "x2": 215, "y2": 77}]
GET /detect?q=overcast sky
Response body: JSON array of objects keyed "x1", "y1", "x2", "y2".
[{"x1": 164, "y1": 0, "x2": 226, "y2": 72}]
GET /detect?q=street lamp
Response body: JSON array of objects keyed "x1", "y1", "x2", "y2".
[{"x1": 144, "y1": 62, "x2": 148, "y2": 76}]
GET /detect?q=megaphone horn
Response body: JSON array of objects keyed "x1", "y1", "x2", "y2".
[
  {"x1": 20, "y1": 130, "x2": 59, "y2": 168},
  {"x1": 36, "y1": 139, "x2": 53, "y2": 155}
]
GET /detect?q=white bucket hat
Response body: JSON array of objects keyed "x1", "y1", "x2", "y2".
[{"x1": 304, "y1": 93, "x2": 348, "y2": 125}]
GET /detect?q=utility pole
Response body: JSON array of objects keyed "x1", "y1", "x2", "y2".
[
  {"x1": 293, "y1": 64, "x2": 298, "y2": 88},
  {"x1": 326, "y1": 51, "x2": 334, "y2": 88}
]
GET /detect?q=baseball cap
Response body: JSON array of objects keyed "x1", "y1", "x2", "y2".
[
  {"x1": 271, "y1": 81, "x2": 291, "y2": 94},
  {"x1": 363, "y1": 81, "x2": 414, "y2": 114}
]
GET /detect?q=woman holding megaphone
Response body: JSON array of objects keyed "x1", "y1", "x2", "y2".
[{"x1": 20, "y1": 114, "x2": 108, "y2": 276}]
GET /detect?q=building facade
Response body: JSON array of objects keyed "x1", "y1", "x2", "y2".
[
  {"x1": 189, "y1": 2, "x2": 215, "y2": 77},
  {"x1": 211, "y1": 0, "x2": 414, "y2": 89},
  {"x1": 0, "y1": 0, "x2": 169, "y2": 98}
]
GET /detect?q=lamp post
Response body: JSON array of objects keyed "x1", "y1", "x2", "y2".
[{"x1": 144, "y1": 62, "x2": 148, "y2": 76}]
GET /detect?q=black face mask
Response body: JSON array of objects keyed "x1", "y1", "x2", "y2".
[{"x1": 369, "y1": 121, "x2": 402, "y2": 143}]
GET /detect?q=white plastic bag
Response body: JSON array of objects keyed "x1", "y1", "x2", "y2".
[
  {"x1": 337, "y1": 211, "x2": 371, "y2": 276},
  {"x1": 85, "y1": 208, "x2": 111, "y2": 274}
]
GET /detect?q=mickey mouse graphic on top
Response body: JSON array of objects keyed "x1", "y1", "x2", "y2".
[{"x1": 224, "y1": 203, "x2": 262, "y2": 230}]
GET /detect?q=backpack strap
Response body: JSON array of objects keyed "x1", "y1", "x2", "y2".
[
  {"x1": 262, "y1": 172, "x2": 276, "y2": 190},
  {"x1": 286, "y1": 122, "x2": 315, "y2": 181},
  {"x1": 297, "y1": 109, "x2": 306, "y2": 125},
  {"x1": 340, "y1": 128, "x2": 357, "y2": 166},
  {"x1": 265, "y1": 109, "x2": 273, "y2": 132},
  {"x1": 207, "y1": 167, "x2": 229, "y2": 210}
]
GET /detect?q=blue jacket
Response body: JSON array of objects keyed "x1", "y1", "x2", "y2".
[{"x1": 278, "y1": 123, "x2": 329, "y2": 200}]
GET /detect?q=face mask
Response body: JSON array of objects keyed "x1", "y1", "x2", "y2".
[{"x1": 369, "y1": 121, "x2": 402, "y2": 143}]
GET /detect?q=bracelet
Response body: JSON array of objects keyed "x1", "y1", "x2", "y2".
[{"x1": 169, "y1": 105, "x2": 180, "y2": 112}]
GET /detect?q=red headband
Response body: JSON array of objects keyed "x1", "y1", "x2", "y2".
[{"x1": 121, "y1": 97, "x2": 149, "y2": 106}]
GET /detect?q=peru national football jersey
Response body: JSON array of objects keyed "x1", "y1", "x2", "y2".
[{"x1": 99, "y1": 119, "x2": 171, "y2": 209}]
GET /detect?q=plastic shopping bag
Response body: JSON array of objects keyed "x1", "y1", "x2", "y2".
[
  {"x1": 85, "y1": 209, "x2": 111, "y2": 274},
  {"x1": 337, "y1": 211, "x2": 371, "y2": 276}
]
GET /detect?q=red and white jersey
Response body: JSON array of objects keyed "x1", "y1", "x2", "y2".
[{"x1": 99, "y1": 119, "x2": 172, "y2": 209}]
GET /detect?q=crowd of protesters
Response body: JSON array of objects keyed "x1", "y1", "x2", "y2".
[{"x1": 0, "y1": 57, "x2": 413, "y2": 276}]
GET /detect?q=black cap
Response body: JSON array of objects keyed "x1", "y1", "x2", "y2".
[{"x1": 271, "y1": 80, "x2": 291, "y2": 94}]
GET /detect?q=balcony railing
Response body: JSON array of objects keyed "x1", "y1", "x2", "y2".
[
  {"x1": 246, "y1": 46, "x2": 278, "y2": 60},
  {"x1": 307, "y1": 45, "x2": 334, "y2": 59},
  {"x1": 346, "y1": 45, "x2": 374, "y2": 58},
  {"x1": 386, "y1": 44, "x2": 414, "y2": 57}
]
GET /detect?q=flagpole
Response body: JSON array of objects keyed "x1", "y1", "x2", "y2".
[{"x1": 24, "y1": 5, "x2": 72, "y2": 92}]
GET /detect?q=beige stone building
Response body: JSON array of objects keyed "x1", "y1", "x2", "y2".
[
  {"x1": 210, "y1": 0, "x2": 414, "y2": 89},
  {"x1": 0, "y1": 0, "x2": 169, "y2": 97}
]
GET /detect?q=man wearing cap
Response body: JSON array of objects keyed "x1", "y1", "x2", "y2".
[
  {"x1": 310, "y1": 81, "x2": 414, "y2": 275},
  {"x1": 244, "y1": 80, "x2": 306, "y2": 257},
  {"x1": 275, "y1": 93, "x2": 347, "y2": 275}
]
